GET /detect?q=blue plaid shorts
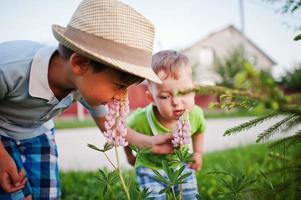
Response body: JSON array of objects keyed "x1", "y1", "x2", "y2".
[
  {"x1": 136, "y1": 165, "x2": 199, "y2": 200},
  {"x1": 0, "y1": 129, "x2": 61, "y2": 200}
]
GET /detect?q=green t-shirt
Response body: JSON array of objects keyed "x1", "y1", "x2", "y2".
[{"x1": 127, "y1": 104, "x2": 206, "y2": 170}]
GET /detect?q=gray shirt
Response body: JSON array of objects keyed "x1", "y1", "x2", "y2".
[{"x1": 0, "y1": 40, "x2": 106, "y2": 140}]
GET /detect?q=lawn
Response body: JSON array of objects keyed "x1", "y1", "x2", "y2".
[
  {"x1": 60, "y1": 142, "x2": 294, "y2": 199},
  {"x1": 54, "y1": 110, "x2": 259, "y2": 130}
]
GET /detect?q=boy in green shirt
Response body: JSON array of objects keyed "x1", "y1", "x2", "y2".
[{"x1": 124, "y1": 50, "x2": 206, "y2": 199}]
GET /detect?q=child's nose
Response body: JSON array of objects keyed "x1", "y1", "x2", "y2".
[{"x1": 171, "y1": 96, "x2": 180, "y2": 106}]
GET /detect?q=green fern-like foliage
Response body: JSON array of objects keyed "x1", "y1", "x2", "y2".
[
  {"x1": 223, "y1": 111, "x2": 280, "y2": 136},
  {"x1": 178, "y1": 62, "x2": 301, "y2": 198}
]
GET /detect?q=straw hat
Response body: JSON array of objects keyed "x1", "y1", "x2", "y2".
[{"x1": 52, "y1": 0, "x2": 161, "y2": 83}]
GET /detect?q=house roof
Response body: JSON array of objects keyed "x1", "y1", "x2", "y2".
[{"x1": 182, "y1": 25, "x2": 276, "y2": 65}]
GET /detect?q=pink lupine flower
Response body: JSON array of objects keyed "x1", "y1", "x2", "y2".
[
  {"x1": 171, "y1": 112, "x2": 191, "y2": 147},
  {"x1": 103, "y1": 98, "x2": 130, "y2": 147}
]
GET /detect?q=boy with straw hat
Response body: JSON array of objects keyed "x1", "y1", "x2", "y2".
[{"x1": 0, "y1": 0, "x2": 173, "y2": 199}]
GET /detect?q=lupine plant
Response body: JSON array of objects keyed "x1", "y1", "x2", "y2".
[
  {"x1": 89, "y1": 101, "x2": 196, "y2": 199},
  {"x1": 151, "y1": 112, "x2": 195, "y2": 200},
  {"x1": 88, "y1": 96, "x2": 133, "y2": 200},
  {"x1": 171, "y1": 112, "x2": 191, "y2": 147},
  {"x1": 88, "y1": 96, "x2": 159, "y2": 200}
]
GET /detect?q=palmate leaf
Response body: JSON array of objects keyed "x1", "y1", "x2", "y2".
[
  {"x1": 153, "y1": 160, "x2": 193, "y2": 198},
  {"x1": 152, "y1": 169, "x2": 169, "y2": 185},
  {"x1": 162, "y1": 160, "x2": 174, "y2": 182},
  {"x1": 130, "y1": 145, "x2": 150, "y2": 154},
  {"x1": 224, "y1": 111, "x2": 280, "y2": 136},
  {"x1": 173, "y1": 165, "x2": 185, "y2": 181},
  {"x1": 87, "y1": 143, "x2": 114, "y2": 152},
  {"x1": 216, "y1": 172, "x2": 257, "y2": 198},
  {"x1": 176, "y1": 171, "x2": 192, "y2": 184},
  {"x1": 129, "y1": 185, "x2": 154, "y2": 200},
  {"x1": 256, "y1": 114, "x2": 298, "y2": 143},
  {"x1": 140, "y1": 188, "x2": 154, "y2": 200},
  {"x1": 170, "y1": 147, "x2": 193, "y2": 164},
  {"x1": 158, "y1": 187, "x2": 170, "y2": 195},
  {"x1": 97, "y1": 169, "x2": 119, "y2": 196},
  {"x1": 129, "y1": 186, "x2": 140, "y2": 200}
]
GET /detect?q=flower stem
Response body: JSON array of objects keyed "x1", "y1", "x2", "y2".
[
  {"x1": 171, "y1": 187, "x2": 177, "y2": 200},
  {"x1": 179, "y1": 184, "x2": 183, "y2": 200},
  {"x1": 115, "y1": 146, "x2": 131, "y2": 200},
  {"x1": 103, "y1": 152, "x2": 117, "y2": 170}
]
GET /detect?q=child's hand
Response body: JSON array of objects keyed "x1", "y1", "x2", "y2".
[
  {"x1": 126, "y1": 154, "x2": 136, "y2": 166},
  {"x1": 189, "y1": 152, "x2": 202, "y2": 171},
  {"x1": 150, "y1": 134, "x2": 174, "y2": 154},
  {"x1": 0, "y1": 153, "x2": 27, "y2": 193}
]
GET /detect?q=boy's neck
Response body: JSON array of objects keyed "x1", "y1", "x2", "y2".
[
  {"x1": 48, "y1": 52, "x2": 75, "y2": 100},
  {"x1": 153, "y1": 106, "x2": 177, "y2": 130}
]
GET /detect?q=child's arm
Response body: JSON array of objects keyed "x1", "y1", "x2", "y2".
[
  {"x1": 0, "y1": 142, "x2": 26, "y2": 193},
  {"x1": 123, "y1": 146, "x2": 136, "y2": 166},
  {"x1": 93, "y1": 116, "x2": 173, "y2": 154},
  {"x1": 190, "y1": 133, "x2": 204, "y2": 171}
]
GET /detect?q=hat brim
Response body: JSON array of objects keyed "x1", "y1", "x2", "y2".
[{"x1": 52, "y1": 25, "x2": 162, "y2": 84}]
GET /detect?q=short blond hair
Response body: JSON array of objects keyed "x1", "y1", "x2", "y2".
[{"x1": 151, "y1": 50, "x2": 191, "y2": 81}]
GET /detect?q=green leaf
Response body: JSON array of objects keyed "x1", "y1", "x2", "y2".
[
  {"x1": 87, "y1": 143, "x2": 114, "y2": 152},
  {"x1": 294, "y1": 33, "x2": 301, "y2": 41},
  {"x1": 171, "y1": 147, "x2": 193, "y2": 164},
  {"x1": 130, "y1": 145, "x2": 150, "y2": 156},
  {"x1": 253, "y1": 103, "x2": 265, "y2": 115},
  {"x1": 162, "y1": 160, "x2": 173, "y2": 181},
  {"x1": 97, "y1": 169, "x2": 119, "y2": 197},
  {"x1": 87, "y1": 143, "x2": 103, "y2": 152},
  {"x1": 140, "y1": 188, "x2": 154, "y2": 200},
  {"x1": 177, "y1": 172, "x2": 192, "y2": 183},
  {"x1": 152, "y1": 169, "x2": 169, "y2": 185},
  {"x1": 159, "y1": 187, "x2": 169, "y2": 195},
  {"x1": 234, "y1": 71, "x2": 247, "y2": 88},
  {"x1": 173, "y1": 165, "x2": 185, "y2": 181},
  {"x1": 103, "y1": 143, "x2": 114, "y2": 151},
  {"x1": 270, "y1": 101, "x2": 279, "y2": 110}
]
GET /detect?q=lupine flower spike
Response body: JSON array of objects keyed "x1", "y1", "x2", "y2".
[
  {"x1": 103, "y1": 95, "x2": 130, "y2": 147},
  {"x1": 171, "y1": 111, "x2": 191, "y2": 147}
]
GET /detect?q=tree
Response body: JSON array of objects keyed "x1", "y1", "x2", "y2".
[
  {"x1": 278, "y1": 64, "x2": 301, "y2": 92},
  {"x1": 214, "y1": 46, "x2": 249, "y2": 88},
  {"x1": 263, "y1": 0, "x2": 301, "y2": 40}
]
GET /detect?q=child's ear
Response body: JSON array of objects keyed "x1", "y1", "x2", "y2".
[
  {"x1": 145, "y1": 90, "x2": 154, "y2": 102},
  {"x1": 69, "y1": 53, "x2": 90, "y2": 76}
]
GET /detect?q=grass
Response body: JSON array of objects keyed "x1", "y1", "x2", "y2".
[
  {"x1": 54, "y1": 118, "x2": 96, "y2": 129},
  {"x1": 54, "y1": 110, "x2": 258, "y2": 130},
  {"x1": 203, "y1": 110, "x2": 259, "y2": 118},
  {"x1": 60, "y1": 142, "x2": 286, "y2": 200}
]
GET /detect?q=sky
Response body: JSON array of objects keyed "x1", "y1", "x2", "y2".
[{"x1": 1, "y1": 0, "x2": 300, "y2": 77}]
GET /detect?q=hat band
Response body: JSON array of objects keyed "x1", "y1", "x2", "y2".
[{"x1": 64, "y1": 26, "x2": 152, "y2": 67}]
